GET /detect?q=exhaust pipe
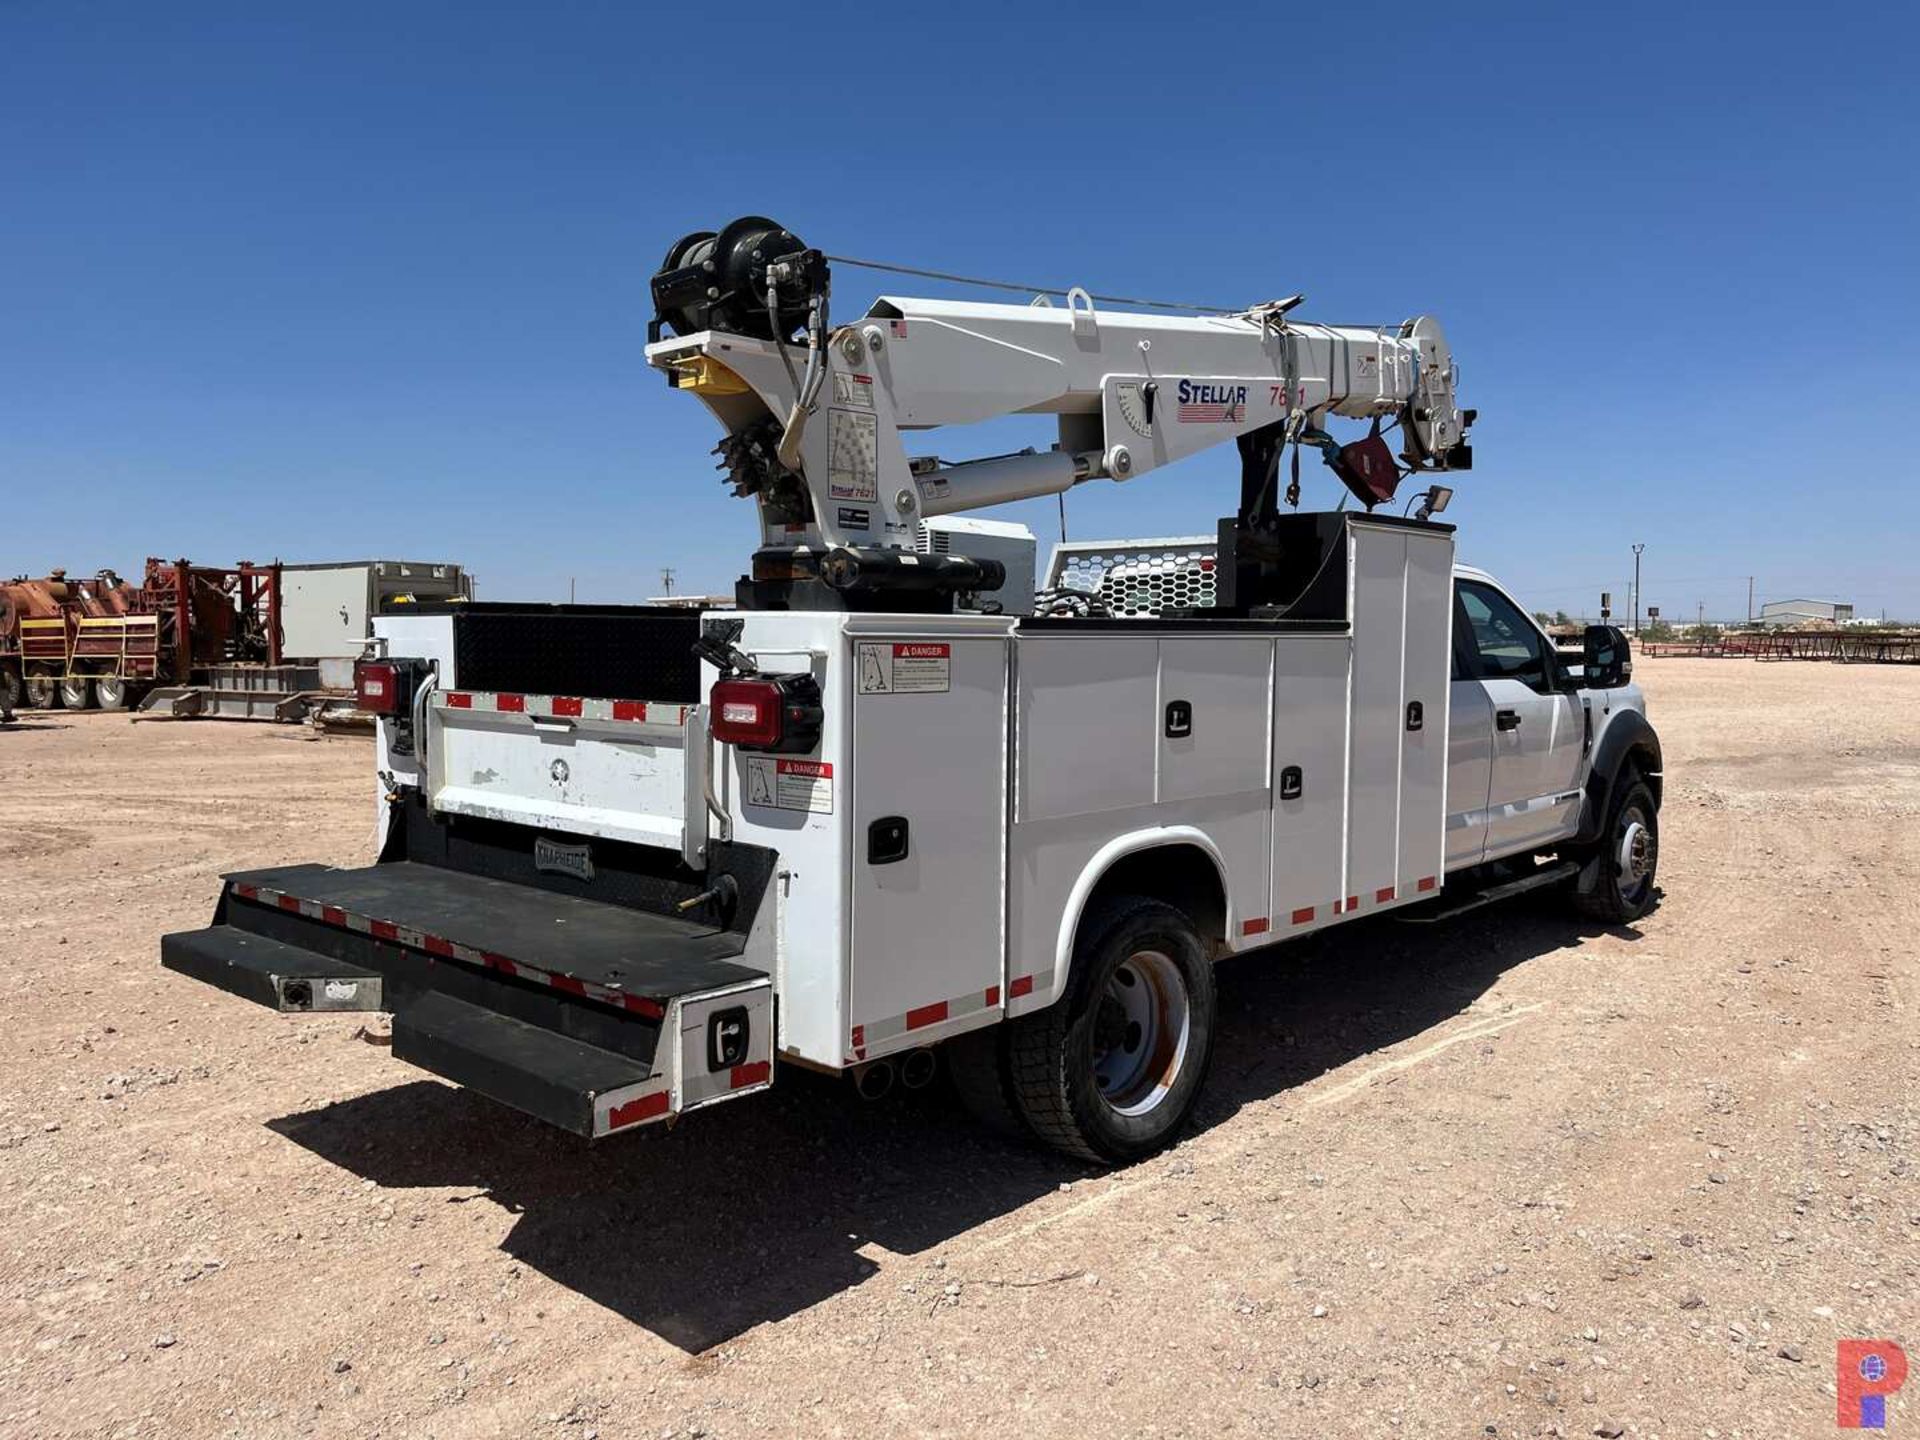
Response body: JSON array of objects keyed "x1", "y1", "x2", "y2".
[
  {"x1": 852, "y1": 1059, "x2": 895, "y2": 1101},
  {"x1": 897, "y1": 1047, "x2": 937, "y2": 1091}
]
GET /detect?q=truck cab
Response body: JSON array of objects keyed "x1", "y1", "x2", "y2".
[{"x1": 1445, "y1": 566, "x2": 1660, "y2": 927}]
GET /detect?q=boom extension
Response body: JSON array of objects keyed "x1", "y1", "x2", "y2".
[{"x1": 646, "y1": 218, "x2": 1473, "y2": 608}]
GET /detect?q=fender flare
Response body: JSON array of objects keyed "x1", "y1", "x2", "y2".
[
  {"x1": 1575, "y1": 709, "x2": 1663, "y2": 846},
  {"x1": 1024, "y1": 826, "x2": 1234, "y2": 1014}
]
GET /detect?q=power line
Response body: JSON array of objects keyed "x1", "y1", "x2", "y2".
[{"x1": 826, "y1": 253, "x2": 1247, "y2": 316}]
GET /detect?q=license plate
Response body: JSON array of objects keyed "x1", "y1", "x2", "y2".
[{"x1": 534, "y1": 836, "x2": 594, "y2": 882}]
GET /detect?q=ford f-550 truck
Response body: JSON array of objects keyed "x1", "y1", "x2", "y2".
[{"x1": 162, "y1": 219, "x2": 1661, "y2": 1163}]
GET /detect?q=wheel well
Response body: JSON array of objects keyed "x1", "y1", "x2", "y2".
[
  {"x1": 1081, "y1": 844, "x2": 1227, "y2": 950},
  {"x1": 1624, "y1": 742, "x2": 1662, "y2": 807}
]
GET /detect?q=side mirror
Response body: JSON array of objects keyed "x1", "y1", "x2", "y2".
[{"x1": 1583, "y1": 624, "x2": 1632, "y2": 689}]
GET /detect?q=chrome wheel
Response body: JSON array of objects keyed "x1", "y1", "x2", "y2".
[{"x1": 1091, "y1": 948, "x2": 1191, "y2": 1118}]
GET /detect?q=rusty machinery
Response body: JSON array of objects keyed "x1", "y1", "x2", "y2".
[{"x1": 1, "y1": 560, "x2": 283, "y2": 712}]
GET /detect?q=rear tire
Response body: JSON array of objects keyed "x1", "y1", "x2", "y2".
[
  {"x1": 946, "y1": 1023, "x2": 1030, "y2": 1140},
  {"x1": 24, "y1": 675, "x2": 57, "y2": 709},
  {"x1": 58, "y1": 677, "x2": 94, "y2": 710},
  {"x1": 93, "y1": 676, "x2": 130, "y2": 711},
  {"x1": 1575, "y1": 774, "x2": 1659, "y2": 923},
  {"x1": 1007, "y1": 896, "x2": 1217, "y2": 1164}
]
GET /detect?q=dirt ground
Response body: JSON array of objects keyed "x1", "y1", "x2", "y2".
[{"x1": 2, "y1": 659, "x2": 1914, "y2": 1439}]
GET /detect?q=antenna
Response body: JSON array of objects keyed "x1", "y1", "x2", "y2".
[{"x1": 660, "y1": 567, "x2": 676, "y2": 597}]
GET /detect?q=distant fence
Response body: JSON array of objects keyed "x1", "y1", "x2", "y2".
[{"x1": 1640, "y1": 631, "x2": 1920, "y2": 664}]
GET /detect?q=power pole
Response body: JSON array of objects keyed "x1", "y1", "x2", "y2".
[
  {"x1": 660, "y1": 567, "x2": 676, "y2": 598},
  {"x1": 1747, "y1": 576, "x2": 1754, "y2": 625},
  {"x1": 1631, "y1": 543, "x2": 1645, "y2": 635}
]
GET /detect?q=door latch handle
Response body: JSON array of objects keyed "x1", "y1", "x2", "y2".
[{"x1": 1496, "y1": 708, "x2": 1522, "y2": 731}]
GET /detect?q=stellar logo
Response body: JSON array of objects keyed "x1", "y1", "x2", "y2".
[
  {"x1": 1838, "y1": 1340, "x2": 1908, "y2": 1429},
  {"x1": 1176, "y1": 380, "x2": 1246, "y2": 423}
]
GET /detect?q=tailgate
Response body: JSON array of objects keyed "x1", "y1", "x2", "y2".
[{"x1": 162, "y1": 859, "x2": 774, "y2": 1137}]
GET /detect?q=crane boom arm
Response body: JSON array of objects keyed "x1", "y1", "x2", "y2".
[{"x1": 644, "y1": 219, "x2": 1471, "y2": 571}]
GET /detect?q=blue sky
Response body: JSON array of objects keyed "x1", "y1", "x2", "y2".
[{"x1": 4, "y1": 2, "x2": 1916, "y2": 620}]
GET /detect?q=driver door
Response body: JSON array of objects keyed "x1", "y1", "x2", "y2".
[{"x1": 1455, "y1": 580, "x2": 1585, "y2": 860}]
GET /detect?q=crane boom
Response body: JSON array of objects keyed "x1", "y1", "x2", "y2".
[{"x1": 645, "y1": 217, "x2": 1472, "y2": 609}]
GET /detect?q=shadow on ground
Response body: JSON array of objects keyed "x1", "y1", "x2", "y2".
[{"x1": 269, "y1": 896, "x2": 1648, "y2": 1352}]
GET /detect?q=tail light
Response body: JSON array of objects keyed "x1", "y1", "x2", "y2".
[
  {"x1": 709, "y1": 674, "x2": 822, "y2": 754},
  {"x1": 354, "y1": 657, "x2": 422, "y2": 716}
]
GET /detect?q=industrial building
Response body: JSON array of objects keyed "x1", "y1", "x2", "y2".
[{"x1": 1758, "y1": 598, "x2": 1854, "y2": 627}]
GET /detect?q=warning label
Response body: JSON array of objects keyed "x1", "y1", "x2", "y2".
[
  {"x1": 832, "y1": 372, "x2": 875, "y2": 409},
  {"x1": 857, "y1": 641, "x2": 951, "y2": 695},
  {"x1": 743, "y1": 756, "x2": 833, "y2": 814},
  {"x1": 828, "y1": 408, "x2": 879, "y2": 502}
]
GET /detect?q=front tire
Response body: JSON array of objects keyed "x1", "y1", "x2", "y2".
[
  {"x1": 24, "y1": 675, "x2": 57, "y2": 709},
  {"x1": 1007, "y1": 897, "x2": 1217, "y2": 1164},
  {"x1": 1575, "y1": 774, "x2": 1659, "y2": 923}
]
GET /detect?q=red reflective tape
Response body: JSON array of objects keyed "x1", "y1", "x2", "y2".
[
  {"x1": 906, "y1": 1001, "x2": 949, "y2": 1030},
  {"x1": 1009, "y1": 975, "x2": 1035, "y2": 999},
  {"x1": 321, "y1": 905, "x2": 346, "y2": 927},
  {"x1": 606, "y1": 1091, "x2": 670, "y2": 1130},
  {"x1": 550, "y1": 696, "x2": 583, "y2": 717},
  {"x1": 1418, "y1": 875, "x2": 1437, "y2": 893},
  {"x1": 984, "y1": 985, "x2": 1001, "y2": 1007},
  {"x1": 445, "y1": 692, "x2": 472, "y2": 709},
  {"x1": 370, "y1": 920, "x2": 399, "y2": 942},
  {"x1": 1242, "y1": 917, "x2": 1271, "y2": 936},
  {"x1": 276, "y1": 893, "x2": 301, "y2": 913},
  {"x1": 1376, "y1": 886, "x2": 1396, "y2": 904},
  {"x1": 1347, "y1": 895, "x2": 1360, "y2": 911},
  {"x1": 1291, "y1": 906, "x2": 1316, "y2": 924},
  {"x1": 850, "y1": 1024, "x2": 866, "y2": 1048},
  {"x1": 730, "y1": 1060, "x2": 771, "y2": 1089},
  {"x1": 482, "y1": 952, "x2": 517, "y2": 977},
  {"x1": 232, "y1": 882, "x2": 258, "y2": 901},
  {"x1": 551, "y1": 974, "x2": 587, "y2": 997},
  {"x1": 621, "y1": 993, "x2": 665, "y2": 1020},
  {"x1": 496, "y1": 693, "x2": 525, "y2": 713},
  {"x1": 424, "y1": 934, "x2": 455, "y2": 958},
  {"x1": 611, "y1": 700, "x2": 647, "y2": 721}
]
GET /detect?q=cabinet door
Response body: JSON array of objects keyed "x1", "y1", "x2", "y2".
[
  {"x1": 1269, "y1": 635, "x2": 1351, "y2": 930},
  {"x1": 849, "y1": 636, "x2": 1009, "y2": 1054}
]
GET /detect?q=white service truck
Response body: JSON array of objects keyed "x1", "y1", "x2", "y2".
[{"x1": 163, "y1": 219, "x2": 1662, "y2": 1162}]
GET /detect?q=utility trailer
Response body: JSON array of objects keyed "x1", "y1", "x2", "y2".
[{"x1": 163, "y1": 218, "x2": 1663, "y2": 1162}]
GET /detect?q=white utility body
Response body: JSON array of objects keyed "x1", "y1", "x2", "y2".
[{"x1": 164, "y1": 220, "x2": 1662, "y2": 1163}]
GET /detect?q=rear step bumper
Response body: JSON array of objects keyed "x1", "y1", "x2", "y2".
[{"x1": 161, "y1": 860, "x2": 774, "y2": 1138}]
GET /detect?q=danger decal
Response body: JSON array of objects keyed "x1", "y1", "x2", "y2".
[
  {"x1": 857, "y1": 641, "x2": 951, "y2": 695},
  {"x1": 744, "y1": 756, "x2": 834, "y2": 814}
]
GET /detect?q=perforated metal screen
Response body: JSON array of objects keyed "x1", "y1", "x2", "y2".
[{"x1": 1045, "y1": 538, "x2": 1220, "y2": 618}]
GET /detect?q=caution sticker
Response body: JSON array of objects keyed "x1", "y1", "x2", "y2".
[
  {"x1": 832, "y1": 372, "x2": 875, "y2": 409},
  {"x1": 857, "y1": 641, "x2": 951, "y2": 695},
  {"x1": 744, "y1": 756, "x2": 833, "y2": 814}
]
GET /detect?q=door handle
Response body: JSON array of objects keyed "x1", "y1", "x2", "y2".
[{"x1": 1496, "y1": 709, "x2": 1522, "y2": 731}]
